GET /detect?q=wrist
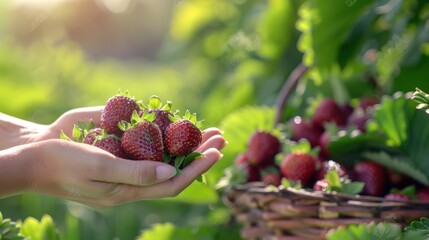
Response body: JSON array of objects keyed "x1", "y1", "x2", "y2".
[{"x1": 0, "y1": 143, "x2": 39, "y2": 197}]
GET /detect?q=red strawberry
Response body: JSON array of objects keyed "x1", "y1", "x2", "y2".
[
  {"x1": 149, "y1": 109, "x2": 172, "y2": 135},
  {"x1": 359, "y1": 97, "x2": 378, "y2": 110},
  {"x1": 315, "y1": 160, "x2": 347, "y2": 181},
  {"x1": 353, "y1": 161, "x2": 386, "y2": 196},
  {"x1": 247, "y1": 131, "x2": 281, "y2": 168},
  {"x1": 100, "y1": 94, "x2": 140, "y2": 136},
  {"x1": 165, "y1": 120, "x2": 202, "y2": 156},
  {"x1": 83, "y1": 128, "x2": 103, "y2": 145},
  {"x1": 263, "y1": 173, "x2": 282, "y2": 186},
  {"x1": 416, "y1": 188, "x2": 429, "y2": 202},
  {"x1": 280, "y1": 153, "x2": 316, "y2": 187},
  {"x1": 384, "y1": 193, "x2": 410, "y2": 201},
  {"x1": 245, "y1": 164, "x2": 261, "y2": 182},
  {"x1": 121, "y1": 121, "x2": 164, "y2": 161},
  {"x1": 290, "y1": 117, "x2": 323, "y2": 147},
  {"x1": 319, "y1": 131, "x2": 331, "y2": 158},
  {"x1": 83, "y1": 128, "x2": 126, "y2": 158},
  {"x1": 313, "y1": 99, "x2": 346, "y2": 128},
  {"x1": 340, "y1": 103, "x2": 354, "y2": 120},
  {"x1": 347, "y1": 108, "x2": 370, "y2": 132}
]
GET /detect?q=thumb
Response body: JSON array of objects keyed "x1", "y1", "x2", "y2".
[{"x1": 95, "y1": 159, "x2": 177, "y2": 186}]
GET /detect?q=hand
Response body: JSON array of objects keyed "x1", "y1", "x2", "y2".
[
  {"x1": 29, "y1": 128, "x2": 226, "y2": 208},
  {"x1": 0, "y1": 107, "x2": 103, "y2": 150}
]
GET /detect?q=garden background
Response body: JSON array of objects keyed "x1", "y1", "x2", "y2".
[{"x1": 0, "y1": 0, "x2": 429, "y2": 239}]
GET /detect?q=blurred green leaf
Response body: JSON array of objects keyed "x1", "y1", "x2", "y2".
[
  {"x1": 297, "y1": 0, "x2": 374, "y2": 70},
  {"x1": 327, "y1": 222, "x2": 402, "y2": 240}
]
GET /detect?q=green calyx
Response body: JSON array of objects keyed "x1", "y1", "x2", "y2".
[
  {"x1": 324, "y1": 170, "x2": 364, "y2": 195},
  {"x1": 118, "y1": 110, "x2": 156, "y2": 131},
  {"x1": 117, "y1": 89, "x2": 135, "y2": 100},
  {"x1": 144, "y1": 95, "x2": 173, "y2": 112},
  {"x1": 60, "y1": 120, "x2": 95, "y2": 142},
  {"x1": 173, "y1": 110, "x2": 204, "y2": 129}
]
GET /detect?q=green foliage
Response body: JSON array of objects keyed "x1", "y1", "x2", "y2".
[
  {"x1": 297, "y1": 0, "x2": 374, "y2": 73},
  {"x1": 20, "y1": 215, "x2": 60, "y2": 240},
  {"x1": 0, "y1": 213, "x2": 26, "y2": 240},
  {"x1": 412, "y1": 88, "x2": 429, "y2": 114},
  {"x1": 136, "y1": 222, "x2": 240, "y2": 240},
  {"x1": 215, "y1": 106, "x2": 276, "y2": 182},
  {"x1": 327, "y1": 222, "x2": 403, "y2": 240},
  {"x1": 365, "y1": 94, "x2": 429, "y2": 185},
  {"x1": 404, "y1": 217, "x2": 429, "y2": 239},
  {"x1": 325, "y1": 170, "x2": 364, "y2": 195}
]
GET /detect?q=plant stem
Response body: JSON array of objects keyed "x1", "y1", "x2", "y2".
[{"x1": 274, "y1": 63, "x2": 309, "y2": 126}]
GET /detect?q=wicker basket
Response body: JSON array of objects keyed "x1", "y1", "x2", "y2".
[{"x1": 223, "y1": 182, "x2": 429, "y2": 240}]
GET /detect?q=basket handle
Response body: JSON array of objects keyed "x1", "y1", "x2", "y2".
[{"x1": 274, "y1": 63, "x2": 309, "y2": 126}]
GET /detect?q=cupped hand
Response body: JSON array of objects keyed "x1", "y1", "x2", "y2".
[
  {"x1": 0, "y1": 107, "x2": 103, "y2": 150},
  {"x1": 31, "y1": 128, "x2": 226, "y2": 208}
]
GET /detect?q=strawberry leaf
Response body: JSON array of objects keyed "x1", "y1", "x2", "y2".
[
  {"x1": 182, "y1": 152, "x2": 204, "y2": 169},
  {"x1": 404, "y1": 217, "x2": 429, "y2": 239},
  {"x1": 72, "y1": 124, "x2": 84, "y2": 142},
  {"x1": 327, "y1": 222, "x2": 402, "y2": 240},
  {"x1": 60, "y1": 131, "x2": 72, "y2": 141},
  {"x1": 364, "y1": 151, "x2": 429, "y2": 186},
  {"x1": 174, "y1": 156, "x2": 186, "y2": 169},
  {"x1": 281, "y1": 178, "x2": 301, "y2": 190},
  {"x1": 196, "y1": 174, "x2": 207, "y2": 185},
  {"x1": 325, "y1": 170, "x2": 342, "y2": 190},
  {"x1": 144, "y1": 112, "x2": 156, "y2": 122},
  {"x1": 215, "y1": 166, "x2": 247, "y2": 190},
  {"x1": 147, "y1": 96, "x2": 163, "y2": 110},
  {"x1": 341, "y1": 182, "x2": 364, "y2": 195}
]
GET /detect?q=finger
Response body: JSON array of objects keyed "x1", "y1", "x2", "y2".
[
  {"x1": 196, "y1": 135, "x2": 227, "y2": 153},
  {"x1": 94, "y1": 158, "x2": 177, "y2": 186},
  {"x1": 53, "y1": 107, "x2": 104, "y2": 134},
  {"x1": 201, "y1": 128, "x2": 223, "y2": 142},
  {"x1": 126, "y1": 148, "x2": 222, "y2": 200}
]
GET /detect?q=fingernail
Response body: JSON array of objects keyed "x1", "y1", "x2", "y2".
[{"x1": 156, "y1": 165, "x2": 177, "y2": 180}]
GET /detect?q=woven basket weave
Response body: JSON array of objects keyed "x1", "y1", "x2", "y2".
[{"x1": 223, "y1": 182, "x2": 429, "y2": 240}]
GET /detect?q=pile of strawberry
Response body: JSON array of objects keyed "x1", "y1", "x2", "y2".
[
  {"x1": 62, "y1": 92, "x2": 204, "y2": 169},
  {"x1": 234, "y1": 97, "x2": 429, "y2": 202}
]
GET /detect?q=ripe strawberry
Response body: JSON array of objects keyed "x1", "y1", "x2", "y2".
[
  {"x1": 280, "y1": 153, "x2": 316, "y2": 187},
  {"x1": 313, "y1": 99, "x2": 346, "y2": 128},
  {"x1": 347, "y1": 108, "x2": 370, "y2": 132},
  {"x1": 416, "y1": 188, "x2": 429, "y2": 202},
  {"x1": 121, "y1": 121, "x2": 164, "y2": 161},
  {"x1": 290, "y1": 117, "x2": 322, "y2": 147},
  {"x1": 83, "y1": 128, "x2": 103, "y2": 145},
  {"x1": 150, "y1": 109, "x2": 173, "y2": 135},
  {"x1": 340, "y1": 103, "x2": 354, "y2": 120},
  {"x1": 359, "y1": 97, "x2": 378, "y2": 110},
  {"x1": 263, "y1": 173, "x2": 282, "y2": 186},
  {"x1": 83, "y1": 128, "x2": 126, "y2": 158},
  {"x1": 384, "y1": 193, "x2": 410, "y2": 201},
  {"x1": 315, "y1": 160, "x2": 347, "y2": 181},
  {"x1": 165, "y1": 120, "x2": 202, "y2": 156},
  {"x1": 245, "y1": 164, "x2": 261, "y2": 182},
  {"x1": 247, "y1": 131, "x2": 281, "y2": 168},
  {"x1": 100, "y1": 94, "x2": 140, "y2": 136},
  {"x1": 145, "y1": 96, "x2": 174, "y2": 136},
  {"x1": 353, "y1": 161, "x2": 386, "y2": 197},
  {"x1": 319, "y1": 131, "x2": 331, "y2": 158}
]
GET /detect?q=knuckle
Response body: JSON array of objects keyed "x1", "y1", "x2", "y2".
[{"x1": 133, "y1": 164, "x2": 156, "y2": 186}]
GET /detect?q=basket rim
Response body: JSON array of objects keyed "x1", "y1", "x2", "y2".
[{"x1": 227, "y1": 182, "x2": 429, "y2": 206}]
